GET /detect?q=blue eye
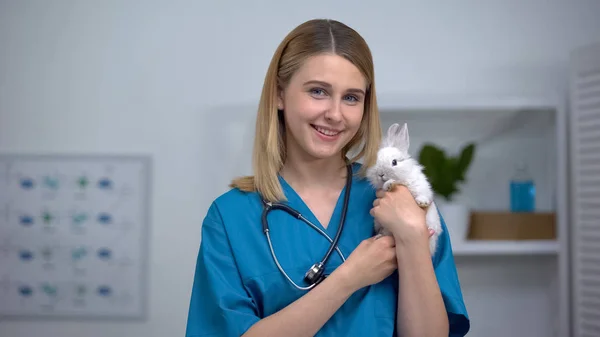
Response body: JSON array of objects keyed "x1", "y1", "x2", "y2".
[
  {"x1": 344, "y1": 95, "x2": 359, "y2": 102},
  {"x1": 310, "y1": 88, "x2": 326, "y2": 96}
]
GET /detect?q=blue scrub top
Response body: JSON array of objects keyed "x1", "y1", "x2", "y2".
[{"x1": 185, "y1": 163, "x2": 470, "y2": 337}]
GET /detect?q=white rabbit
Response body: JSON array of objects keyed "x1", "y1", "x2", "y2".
[{"x1": 366, "y1": 122, "x2": 443, "y2": 256}]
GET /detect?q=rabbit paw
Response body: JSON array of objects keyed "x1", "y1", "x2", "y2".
[
  {"x1": 415, "y1": 195, "x2": 431, "y2": 207},
  {"x1": 382, "y1": 179, "x2": 397, "y2": 192}
]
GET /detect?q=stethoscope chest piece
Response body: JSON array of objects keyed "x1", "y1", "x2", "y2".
[{"x1": 304, "y1": 262, "x2": 325, "y2": 285}]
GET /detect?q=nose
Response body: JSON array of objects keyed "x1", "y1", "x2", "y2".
[{"x1": 324, "y1": 100, "x2": 342, "y2": 122}]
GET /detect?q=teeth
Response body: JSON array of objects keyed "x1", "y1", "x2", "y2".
[{"x1": 314, "y1": 126, "x2": 340, "y2": 136}]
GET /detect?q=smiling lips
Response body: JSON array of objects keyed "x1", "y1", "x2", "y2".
[{"x1": 312, "y1": 124, "x2": 342, "y2": 137}]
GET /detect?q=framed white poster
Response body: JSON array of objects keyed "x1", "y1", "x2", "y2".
[{"x1": 0, "y1": 154, "x2": 151, "y2": 320}]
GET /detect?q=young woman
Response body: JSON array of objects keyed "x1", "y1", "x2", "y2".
[{"x1": 185, "y1": 19, "x2": 470, "y2": 337}]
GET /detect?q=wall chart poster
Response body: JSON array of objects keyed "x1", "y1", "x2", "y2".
[{"x1": 0, "y1": 154, "x2": 151, "y2": 320}]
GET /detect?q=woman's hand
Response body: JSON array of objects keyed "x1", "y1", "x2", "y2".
[
  {"x1": 337, "y1": 235, "x2": 397, "y2": 292},
  {"x1": 370, "y1": 185, "x2": 430, "y2": 247}
]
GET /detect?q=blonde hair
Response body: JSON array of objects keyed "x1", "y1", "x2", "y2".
[{"x1": 229, "y1": 19, "x2": 382, "y2": 202}]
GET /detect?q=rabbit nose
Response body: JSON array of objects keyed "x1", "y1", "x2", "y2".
[{"x1": 379, "y1": 173, "x2": 384, "y2": 178}]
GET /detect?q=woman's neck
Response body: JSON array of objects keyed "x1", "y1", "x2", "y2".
[{"x1": 280, "y1": 153, "x2": 348, "y2": 193}]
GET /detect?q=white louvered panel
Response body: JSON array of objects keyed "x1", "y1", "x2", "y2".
[{"x1": 570, "y1": 42, "x2": 600, "y2": 337}]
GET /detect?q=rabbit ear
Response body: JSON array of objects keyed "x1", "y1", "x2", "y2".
[
  {"x1": 386, "y1": 123, "x2": 401, "y2": 140},
  {"x1": 385, "y1": 123, "x2": 409, "y2": 151}
]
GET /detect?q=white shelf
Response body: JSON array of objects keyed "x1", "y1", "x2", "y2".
[
  {"x1": 376, "y1": 92, "x2": 558, "y2": 112},
  {"x1": 451, "y1": 240, "x2": 559, "y2": 256}
]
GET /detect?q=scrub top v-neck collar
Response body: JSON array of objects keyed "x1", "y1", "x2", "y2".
[{"x1": 276, "y1": 168, "x2": 352, "y2": 238}]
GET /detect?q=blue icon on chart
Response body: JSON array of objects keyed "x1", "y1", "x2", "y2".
[
  {"x1": 97, "y1": 212, "x2": 113, "y2": 225},
  {"x1": 19, "y1": 215, "x2": 34, "y2": 226},
  {"x1": 19, "y1": 177, "x2": 35, "y2": 189},
  {"x1": 97, "y1": 247, "x2": 112, "y2": 260},
  {"x1": 18, "y1": 285, "x2": 33, "y2": 297},
  {"x1": 97, "y1": 177, "x2": 113, "y2": 190},
  {"x1": 19, "y1": 249, "x2": 34, "y2": 261},
  {"x1": 97, "y1": 285, "x2": 112, "y2": 297}
]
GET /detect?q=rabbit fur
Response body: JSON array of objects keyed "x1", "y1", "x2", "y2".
[{"x1": 366, "y1": 123, "x2": 443, "y2": 256}]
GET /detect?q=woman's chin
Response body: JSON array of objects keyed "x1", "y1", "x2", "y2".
[{"x1": 305, "y1": 145, "x2": 344, "y2": 161}]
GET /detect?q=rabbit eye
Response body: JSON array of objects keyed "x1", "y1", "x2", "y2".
[{"x1": 391, "y1": 159, "x2": 397, "y2": 166}]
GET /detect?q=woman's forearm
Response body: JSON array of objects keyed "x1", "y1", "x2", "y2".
[
  {"x1": 395, "y1": 237, "x2": 449, "y2": 337},
  {"x1": 242, "y1": 265, "x2": 356, "y2": 337}
]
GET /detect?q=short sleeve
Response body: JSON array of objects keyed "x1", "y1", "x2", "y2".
[
  {"x1": 432, "y1": 212, "x2": 471, "y2": 337},
  {"x1": 185, "y1": 203, "x2": 260, "y2": 337}
]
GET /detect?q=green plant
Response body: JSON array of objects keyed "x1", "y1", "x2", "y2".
[{"x1": 417, "y1": 142, "x2": 476, "y2": 202}]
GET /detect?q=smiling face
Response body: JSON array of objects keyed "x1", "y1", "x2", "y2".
[{"x1": 278, "y1": 53, "x2": 367, "y2": 162}]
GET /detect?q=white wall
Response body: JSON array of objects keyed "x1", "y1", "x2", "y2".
[{"x1": 1, "y1": 1, "x2": 599, "y2": 336}]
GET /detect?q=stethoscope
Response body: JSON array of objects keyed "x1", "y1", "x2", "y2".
[{"x1": 261, "y1": 163, "x2": 352, "y2": 291}]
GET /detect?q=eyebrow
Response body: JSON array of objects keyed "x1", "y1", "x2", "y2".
[{"x1": 303, "y1": 80, "x2": 366, "y2": 96}]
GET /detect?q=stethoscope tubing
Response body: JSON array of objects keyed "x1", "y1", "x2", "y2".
[{"x1": 261, "y1": 163, "x2": 352, "y2": 291}]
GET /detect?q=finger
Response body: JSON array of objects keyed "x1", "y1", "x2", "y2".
[
  {"x1": 429, "y1": 228, "x2": 435, "y2": 237},
  {"x1": 394, "y1": 184, "x2": 409, "y2": 193},
  {"x1": 378, "y1": 235, "x2": 395, "y2": 247},
  {"x1": 376, "y1": 190, "x2": 386, "y2": 198},
  {"x1": 372, "y1": 198, "x2": 380, "y2": 207},
  {"x1": 368, "y1": 233, "x2": 385, "y2": 243},
  {"x1": 387, "y1": 254, "x2": 399, "y2": 267},
  {"x1": 387, "y1": 248, "x2": 398, "y2": 260}
]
